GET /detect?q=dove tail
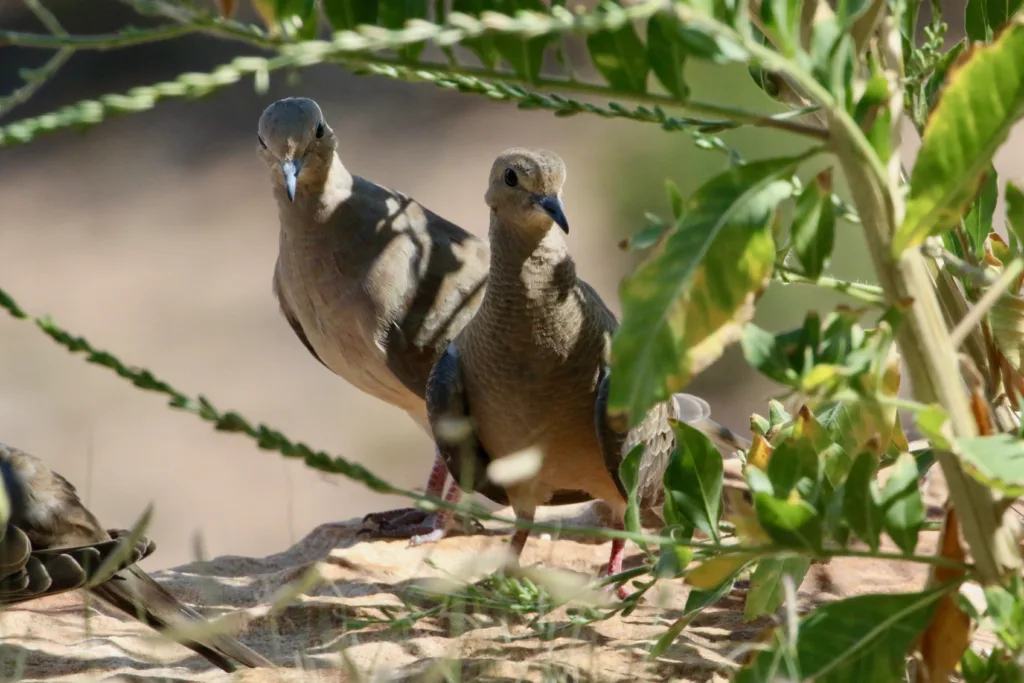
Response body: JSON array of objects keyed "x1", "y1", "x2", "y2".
[{"x1": 88, "y1": 566, "x2": 273, "y2": 672}]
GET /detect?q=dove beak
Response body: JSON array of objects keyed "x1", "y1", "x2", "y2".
[
  {"x1": 281, "y1": 159, "x2": 302, "y2": 202},
  {"x1": 535, "y1": 194, "x2": 569, "y2": 234}
]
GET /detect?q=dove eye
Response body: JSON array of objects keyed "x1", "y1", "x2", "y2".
[
  {"x1": 504, "y1": 169, "x2": 518, "y2": 187},
  {"x1": 315, "y1": 121, "x2": 325, "y2": 138},
  {"x1": 258, "y1": 135, "x2": 267, "y2": 150}
]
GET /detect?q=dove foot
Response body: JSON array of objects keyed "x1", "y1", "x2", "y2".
[{"x1": 409, "y1": 527, "x2": 449, "y2": 546}]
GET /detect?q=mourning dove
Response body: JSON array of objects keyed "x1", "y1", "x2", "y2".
[
  {"x1": 257, "y1": 96, "x2": 492, "y2": 536},
  {"x1": 0, "y1": 444, "x2": 274, "y2": 672},
  {"x1": 424, "y1": 148, "x2": 744, "y2": 594}
]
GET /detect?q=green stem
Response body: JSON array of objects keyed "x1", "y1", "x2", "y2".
[
  {"x1": 0, "y1": 24, "x2": 198, "y2": 49},
  {"x1": 0, "y1": 47, "x2": 73, "y2": 119},
  {"x1": 774, "y1": 265, "x2": 887, "y2": 304}
]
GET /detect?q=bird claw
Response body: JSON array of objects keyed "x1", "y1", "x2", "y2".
[
  {"x1": 361, "y1": 508, "x2": 485, "y2": 540},
  {"x1": 408, "y1": 528, "x2": 448, "y2": 547}
]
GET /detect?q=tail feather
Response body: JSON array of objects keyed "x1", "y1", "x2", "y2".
[{"x1": 88, "y1": 566, "x2": 273, "y2": 672}]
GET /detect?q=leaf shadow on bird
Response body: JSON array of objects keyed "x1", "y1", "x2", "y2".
[{"x1": 0, "y1": 444, "x2": 274, "y2": 672}]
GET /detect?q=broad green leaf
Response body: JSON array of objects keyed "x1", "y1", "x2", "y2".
[
  {"x1": 736, "y1": 587, "x2": 947, "y2": 683},
  {"x1": 620, "y1": 215, "x2": 670, "y2": 252},
  {"x1": 916, "y1": 404, "x2": 951, "y2": 449},
  {"x1": 686, "y1": 553, "x2": 753, "y2": 590},
  {"x1": 618, "y1": 444, "x2": 645, "y2": 538},
  {"x1": 957, "y1": 433, "x2": 1024, "y2": 496},
  {"x1": 844, "y1": 451, "x2": 883, "y2": 550},
  {"x1": 609, "y1": 157, "x2": 796, "y2": 425},
  {"x1": 323, "y1": 0, "x2": 378, "y2": 29},
  {"x1": 896, "y1": 20, "x2": 1024, "y2": 254},
  {"x1": 451, "y1": 0, "x2": 501, "y2": 68},
  {"x1": 646, "y1": 13, "x2": 689, "y2": 99},
  {"x1": 1005, "y1": 181, "x2": 1024, "y2": 247},
  {"x1": 964, "y1": 165, "x2": 1000, "y2": 256},
  {"x1": 491, "y1": 0, "x2": 552, "y2": 83},
  {"x1": 880, "y1": 453, "x2": 924, "y2": 554},
  {"x1": 586, "y1": 14, "x2": 649, "y2": 93},
  {"x1": 765, "y1": 438, "x2": 820, "y2": 498},
  {"x1": 652, "y1": 560, "x2": 748, "y2": 658},
  {"x1": 380, "y1": 0, "x2": 429, "y2": 61},
  {"x1": 791, "y1": 174, "x2": 837, "y2": 280},
  {"x1": 741, "y1": 323, "x2": 799, "y2": 386},
  {"x1": 754, "y1": 493, "x2": 823, "y2": 550},
  {"x1": 663, "y1": 422, "x2": 724, "y2": 542},
  {"x1": 654, "y1": 540, "x2": 693, "y2": 578},
  {"x1": 966, "y1": 0, "x2": 1024, "y2": 42},
  {"x1": 744, "y1": 556, "x2": 811, "y2": 621}
]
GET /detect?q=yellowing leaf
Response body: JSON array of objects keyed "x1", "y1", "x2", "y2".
[
  {"x1": 916, "y1": 509, "x2": 971, "y2": 683},
  {"x1": 896, "y1": 19, "x2": 1024, "y2": 253},
  {"x1": 686, "y1": 553, "x2": 756, "y2": 590},
  {"x1": 609, "y1": 158, "x2": 796, "y2": 426},
  {"x1": 747, "y1": 432, "x2": 774, "y2": 471}
]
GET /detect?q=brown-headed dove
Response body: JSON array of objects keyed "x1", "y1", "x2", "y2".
[
  {"x1": 0, "y1": 444, "x2": 274, "y2": 672},
  {"x1": 424, "y1": 148, "x2": 745, "y2": 595}
]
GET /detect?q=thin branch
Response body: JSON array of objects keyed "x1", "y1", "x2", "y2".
[
  {"x1": 951, "y1": 258, "x2": 1024, "y2": 349},
  {"x1": 24, "y1": 0, "x2": 67, "y2": 37},
  {"x1": 0, "y1": 24, "x2": 200, "y2": 49},
  {"x1": 0, "y1": 46, "x2": 73, "y2": 119},
  {"x1": 774, "y1": 265, "x2": 887, "y2": 305}
]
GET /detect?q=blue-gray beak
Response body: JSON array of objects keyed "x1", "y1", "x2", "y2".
[
  {"x1": 535, "y1": 194, "x2": 569, "y2": 234},
  {"x1": 281, "y1": 160, "x2": 302, "y2": 202}
]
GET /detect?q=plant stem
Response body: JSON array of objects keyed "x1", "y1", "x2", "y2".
[
  {"x1": 774, "y1": 265, "x2": 887, "y2": 304},
  {"x1": 0, "y1": 47, "x2": 73, "y2": 119},
  {"x1": 951, "y1": 258, "x2": 1024, "y2": 349}
]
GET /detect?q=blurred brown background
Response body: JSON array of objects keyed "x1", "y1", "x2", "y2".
[{"x1": 0, "y1": 0, "x2": 1020, "y2": 569}]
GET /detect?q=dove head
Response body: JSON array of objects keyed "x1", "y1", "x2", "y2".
[
  {"x1": 486, "y1": 148, "x2": 569, "y2": 234},
  {"x1": 257, "y1": 97, "x2": 337, "y2": 202}
]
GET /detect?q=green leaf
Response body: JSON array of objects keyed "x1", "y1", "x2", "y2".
[
  {"x1": 741, "y1": 323, "x2": 799, "y2": 386},
  {"x1": 880, "y1": 453, "x2": 924, "y2": 554},
  {"x1": 609, "y1": 157, "x2": 796, "y2": 425},
  {"x1": 274, "y1": 0, "x2": 318, "y2": 38},
  {"x1": 844, "y1": 451, "x2": 883, "y2": 551},
  {"x1": 958, "y1": 433, "x2": 1024, "y2": 496},
  {"x1": 964, "y1": 165, "x2": 1000, "y2": 256},
  {"x1": 322, "y1": 0, "x2": 378, "y2": 29},
  {"x1": 490, "y1": 0, "x2": 552, "y2": 83},
  {"x1": 651, "y1": 561, "x2": 747, "y2": 658},
  {"x1": 618, "y1": 444, "x2": 645, "y2": 537},
  {"x1": 896, "y1": 20, "x2": 1024, "y2": 254},
  {"x1": 736, "y1": 587, "x2": 946, "y2": 683},
  {"x1": 744, "y1": 556, "x2": 811, "y2": 621},
  {"x1": 766, "y1": 437, "x2": 821, "y2": 498},
  {"x1": 1005, "y1": 181, "x2": 1024, "y2": 247},
  {"x1": 586, "y1": 12, "x2": 649, "y2": 93},
  {"x1": 754, "y1": 493, "x2": 823, "y2": 550},
  {"x1": 379, "y1": 0, "x2": 429, "y2": 61},
  {"x1": 966, "y1": 0, "x2": 1024, "y2": 42},
  {"x1": 666, "y1": 179, "x2": 685, "y2": 220},
  {"x1": 791, "y1": 173, "x2": 837, "y2": 279},
  {"x1": 451, "y1": 0, "x2": 501, "y2": 68},
  {"x1": 663, "y1": 422, "x2": 724, "y2": 542},
  {"x1": 646, "y1": 13, "x2": 689, "y2": 98}
]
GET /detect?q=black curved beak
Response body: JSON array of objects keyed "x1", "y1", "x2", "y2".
[{"x1": 535, "y1": 194, "x2": 569, "y2": 234}]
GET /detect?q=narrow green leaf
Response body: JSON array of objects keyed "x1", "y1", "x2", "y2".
[
  {"x1": 896, "y1": 20, "x2": 1024, "y2": 253},
  {"x1": 322, "y1": 0, "x2": 378, "y2": 29},
  {"x1": 966, "y1": 0, "x2": 1024, "y2": 42},
  {"x1": 609, "y1": 157, "x2": 796, "y2": 425},
  {"x1": 666, "y1": 179, "x2": 685, "y2": 220},
  {"x1": 791, "y1": 174, "x2": 836, "y2": 279},
  {"x1": 736, "y1": 587, "x2": 947, "y2": 683},
  {"x1": 754, "y1": 493, "x2": 823, "y2": 550},
  {"x1": 647, "y1": 13, "x2": 689, "y2": 99},
  {"x1": 618, "y1": 444, "x2": 645, "y2": 537},
  {"x1": 957, "y1": 433, "x2": 1024, "y2": 496},
  {"x1": 880, "y1": 452, "x2": 924, "y2": 554},
  {"x1": 964, "y1": 165, "x2": 1000, "y2": 256},
  {"x1": 663, "y1": 422, "x2": 724, "y2": 542},
  {"x1": 1005, "y1": 181, "x2": 1024, "y2": 247},
  {"x1": 844, "y1": 451, "x2": 883, "y2": 551},
  {"x1": 380, "y1": 0, "x2": 429, "y2": 62},
  {"x1": 587, "y1": 15, "x2": 649, "y2": 93},
  {"x1": 744, "y1": 556, "x2": 811, "y2": 621}
]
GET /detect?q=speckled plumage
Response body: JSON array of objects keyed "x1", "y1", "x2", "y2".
[{"x1": 0, "y1": 444, "x2": 273, "y2": 672}]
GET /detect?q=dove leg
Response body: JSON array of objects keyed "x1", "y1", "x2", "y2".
[
  {"x1": 604, "y1": 518, "x2": 629, "y2": 600},
  {"x1": 407, "y1": 481, "x2": 465, "y2": 546},
  {"x1": 507, "y1": 505, "x2": 536, "y2": 563},
  {"x1": 361, "y1": 454, "x2": 453, "y2": 536}
]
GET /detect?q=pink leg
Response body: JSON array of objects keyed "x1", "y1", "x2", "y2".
[
  {"x1": 604, "y1": 519, "x2": 629, "y2": 600},
  {"x1": 408, "y1": 479, "x2": 464, "y2": 546},
  {"x1": 423, "y1": 453, "x2": 451, "y2": 497}
]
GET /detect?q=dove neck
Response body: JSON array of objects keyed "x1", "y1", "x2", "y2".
[
  {"x1": 276, "y1": 153, "x2": 354, "y2": 222},
  {"x1": 484, "y1": 214, "x2": 577, "y2": 307}
]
